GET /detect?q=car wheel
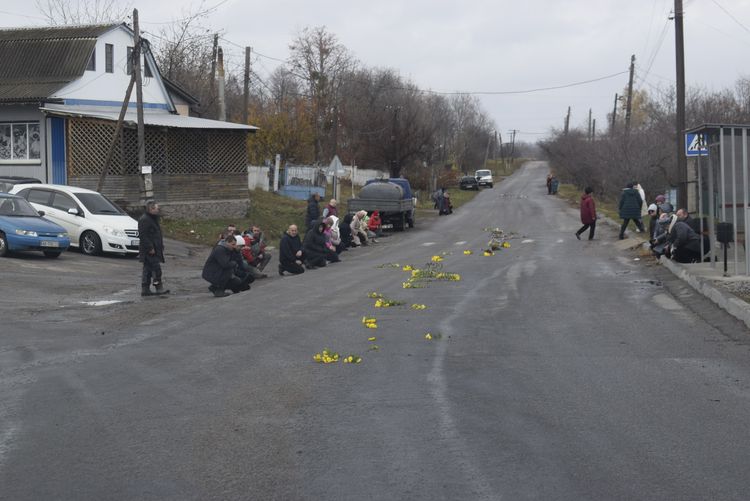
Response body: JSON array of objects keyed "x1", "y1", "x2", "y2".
[
  {"x1": 80, "y1": 231, "x2": 102, "y2": 256},
  {"x1": 488, "y1": 183, "x2": 493, "y2": 188},
  {"x1": 0, "y1": 232, "x2": 7, "y2": 257},
  {"x1": 43, "y1": 250, "x2": 61, "y2": 258}
]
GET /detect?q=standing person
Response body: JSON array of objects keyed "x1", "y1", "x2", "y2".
[
  {"x1": 575, "y1": 187, "x2": 597, "y2": 240},
  {"x1": 634, "y1": 182, "x2": 648, "y2": 217},
  {"x1": 550, "y1": 176, "x2": 559, "y2": 194},
  {"x1": 305, "y1": 193, "x2": 321, "y2": 232},
  {"x1": 322, "y1": 199, "x2": 338, "y2": 219},
  {"x1": 278, "y1": 224, "x2": 305, "y2": 275},
  {"x1": 138, "y1": 200, "x2": 169, "y2": 296},
  {"x1": 618, "y1": 182, "x2": 645, "y2": 239},
  {"x1": 546, "y1": 174, "x2": 553, "y2": 194}
]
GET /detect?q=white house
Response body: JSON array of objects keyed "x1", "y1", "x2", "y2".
[{"x1": 0, "y1": 24, "x2": 257, "y2": 215}]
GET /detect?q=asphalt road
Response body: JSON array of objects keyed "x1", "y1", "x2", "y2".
[{"x1": 3, "y1": 161, "x2": 750, "y2": 500}]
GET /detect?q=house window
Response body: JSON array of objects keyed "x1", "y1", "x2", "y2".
[
  {"x1": 86, "y1": 48, "x2": 96, "y2": 71},
  {"x1": 127, "y1": 46, "x2": 133, "y2": 75},
  {"x1": 105, "y1": 44, "x2": 114, "y2": 73},
  {"x1": 0, "y1": 122, "x2": 41, "y2": 161}
]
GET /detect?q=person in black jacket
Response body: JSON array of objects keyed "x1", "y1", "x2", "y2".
[
  {"x1": 668, "y1": 220, "x2": 704, "y2": 263},
  {"x1": 278, "y1": 224, "x2": 305, "y2": 276},
  {"x1": 303, "y1": 221, "x2": 329, "y2": 269},
  {"x1": 201, "y1": 235, "x2": 248, "y2": 297},
  {"x1": 138, "y1": 200, "x2": 169, "y2": 297},
  {"x1": 305, "y1": 193, "x2": 321, "y2": 232}
]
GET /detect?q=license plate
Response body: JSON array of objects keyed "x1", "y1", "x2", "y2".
[
  {"x1": 40, "y1": 240, "x2": 59, "y2": 248},
  {"x1": 381, "y1": 224, "x2": 393, "y2": 229},
  {"x1": 131, "y1": 239, "x2": 140, "y2": 246}
]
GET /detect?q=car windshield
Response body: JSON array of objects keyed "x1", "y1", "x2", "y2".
[
  {"x1": 0, "y1": 197, "x2": 41, "y2": 217},
  {"x1": 476, "y1": 170, "x2": 491, "y2": 177},
  {"x1": 74, "y1": 193, "x2": 126, "y2": 215}
]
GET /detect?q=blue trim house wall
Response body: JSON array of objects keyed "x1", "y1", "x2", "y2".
[{"x1": 50, "y1": 117, "x2": 67, "y2": 184}]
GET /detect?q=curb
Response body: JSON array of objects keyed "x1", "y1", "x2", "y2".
[{"x1": 658, "y1": 254, "x2": 750, "y2": 330}]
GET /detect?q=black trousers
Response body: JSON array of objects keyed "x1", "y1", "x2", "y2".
[
  {"x1": 141, "y1": 255, "x2": 163, "y2": 287},
  {"x1": 280, "y1": 261, "x2": 305, "y2": 274},
  {"x1": 576, "y1": 220, "x2": 596, "y2": 239},
  {"x1": 619, "y1": 218, "x2": 644, "y2": 237}
]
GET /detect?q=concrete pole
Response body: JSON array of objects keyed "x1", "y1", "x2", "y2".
[{"x1": 217, "y1": 47, "x2": 226, "y2": 122}]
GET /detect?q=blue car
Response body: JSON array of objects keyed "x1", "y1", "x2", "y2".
[{"x1": 0, "y1": 193, "x2": 70, "y2": 258}]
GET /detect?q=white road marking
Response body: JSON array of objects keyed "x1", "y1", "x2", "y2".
[
  {"x1": 522, "y1": 239, "x2": 534, "y2": 244},
  {"x1": 556, "y1": 239, "x2": 564, "y2": 243},
  {"x1": 81, "y1": 300, "x2": 122, "y2": 306},
  {"x1": 454, "y1": 241, "x2": 467, "y2": 245},
  {"x1": 421, "y1": 242, "x2": 436, "y2": 246}
]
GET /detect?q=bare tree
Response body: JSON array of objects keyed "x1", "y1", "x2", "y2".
[{"x1": 36, "y1": 0, "x2": 131, "y2": 24}]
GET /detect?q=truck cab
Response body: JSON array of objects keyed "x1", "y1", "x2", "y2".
[{"x1": 475, "y1": 169, "x2": 494, "y2": 188}]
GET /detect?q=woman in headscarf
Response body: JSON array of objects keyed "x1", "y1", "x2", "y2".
[
  {"x1": 351, "y1": 210, "x2": 369, "y2": 246},
  {"x1": 303, "y1": 220, "x2": 333, "y2": 269}
]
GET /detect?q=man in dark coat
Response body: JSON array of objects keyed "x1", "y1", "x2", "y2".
[
  {"x1": 575, "y1": 187, "x2": 597, "y2": 240},
  {"x1": 305, "y1": 193, "x2": 321, "y2": 232},
  {"x1": 201, "y1": 235, "x2": 246, "y2": 297},
  {"x1": 138, "y1": 200, "x2": 169, "y2": 296},
  {"x1": 668, "y1": 220, "x2": 705, "y2": 263},
  {"x1": 278, "y1": 224, "x2": 305, "y2": 276},
  {"x1": 618, "y1": 182, "x2": 645, "y2": 239}
]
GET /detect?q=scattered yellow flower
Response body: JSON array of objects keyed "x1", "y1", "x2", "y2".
[
  {"x1": 368, "y1": 345, "x2": 379, "y2": 351},
  {"x1": 368, "y1": 337, "x2": 377, "y2": 341},
  {"x1": 342, "y1": 355, "x2": 363, "y2": 364},
  {"x1": 502, "y1": 241, "x2": 511, "y2": 248},
  {"x1": 367, "y1": 292, "x2": 383, "y2": 298},
  {"x1": 424, "y1": 333, "x2": 433, "y2": 340},
  {"x1": 483, "y1": 250, "x2": 494, "y2": 256},
  {"x1": 365, "y1": 322, "x2": 378, "y2": 329},
  {"x1": 402, "y1": 281, "x2": 413, "y2": 289},
  {"x1": 402, "y1": 265, "x2": 413, "y2": 271},
  {"x1": 313, "y1": 348, "x2": 340, "y2": 364},
  {"x1": 431, "y1": 255, "x2": 444, "y2": 262},
  {"x1": 362, "y1": 316, "x2": 376, "y2": 324},
  {"x1": 411, "y1": 304, "x2": 427, "y2": 310},
  {"x1": 463, "y1": 250, "x2": 473, "y2": 255}
]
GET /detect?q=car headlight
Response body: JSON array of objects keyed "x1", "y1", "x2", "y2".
[
  {"x1": 15, "y1": 229, "x2": 38, "y2": 237},
  {"x1": 58, "y1": 232, "x2": 68, "y2": 238},
  {"x1": 102, "y1": 226, "x2": 126, "y2": 238}
]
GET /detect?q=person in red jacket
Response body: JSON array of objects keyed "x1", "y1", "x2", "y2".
[
  {"x1": 575, "y1": 186, "x2": 597, "y2": 240},
  {"x1": 368, "y1": 210, "x2": 382, "y2": 237}
]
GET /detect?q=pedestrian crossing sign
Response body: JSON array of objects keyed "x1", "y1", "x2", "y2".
[{"x1": 685, "y1": 133, "x2": 708, "y2": 156}]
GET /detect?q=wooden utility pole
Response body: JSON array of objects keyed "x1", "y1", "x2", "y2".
[
  {"x1": 217, "y1": 47, "x2": 226, "y2": 121},
  {"x1": 133, "y1": 8, "x2": 149, "y2": 202},
  {"x1": 210, "y1": 34, "x2": 218, "y2": 98},
  {"x1": 611, "y1": 93, "x2": 619, "y2": 137},
  {"x1": 674, "y1": 0, "x2": 687, "y2": 209},
  {"x1": 564, "y1": 107, "x2": 571, "y2": 135},
  {"x1": 587, "y1": 108, "x2": 592, "y2": 141},
  {"x1": 97, "y1": 74, "x2": 136, "y2": 192},
  {"x1": 509, "y1": 129, "x2": 517, "y2": 158},
  {"x1": 625, "y1": 54, "x2": 635, "y2": 134},
  {"x1": 243, "y1": 46, "x2": 251, "y2": 124},
  {"x1": 592, "y1": 119, "x2": 596, "y2": 140}
]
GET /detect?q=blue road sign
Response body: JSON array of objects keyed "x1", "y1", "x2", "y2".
[{"x1": 685, "y1": 133, "x2": 708, "y2": 157}]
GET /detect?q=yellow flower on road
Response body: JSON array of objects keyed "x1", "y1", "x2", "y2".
[
  {"x1": 402, "y1": 265, "x2": 413, "y2": 271},
  {"x1": 411, "y1": 304, "x2": 427, "y2": 310},
  {"x1": 502, "y1": 241, "x2": 511, "y2": 248},
  {"x1": 463, "y1": 250, "x2": 473, "y2": 255},
  {"x1": 368, "y1": 337, "x2": 377, "y2": 341},
  {"x1": 431, "y1": 255, "x2": 443, "y2": 262},
  {"x1": 424, "y1": 333, "x2": 433, "y2": 340},
  {"x1": 313, "y1": 348, "x2": 340, "y2": 364},
  {"x1": 483, "y1": 250, "x2": 494, "y2": 256}
]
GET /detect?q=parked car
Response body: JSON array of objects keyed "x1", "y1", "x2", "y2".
[
  {"x1": 0, "y1": 176, "x2": 41, "y2": 193},
  {"x1": 0, "y1": 193, "x2": 70, "y2": 258},
  {"x1": 10, "y1": 184, "x2": 139, "y2": 256},
  {"x1": 459, "y1": 176, "x2": 479, "y2": 190},
  {"x1": 475, "y1": 169, "x2": 494, "y2": 188}
]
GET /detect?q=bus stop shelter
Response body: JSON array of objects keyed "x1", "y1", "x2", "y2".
[{"x1": 686, "y1": 124, "x2": 750, "y2": 276}]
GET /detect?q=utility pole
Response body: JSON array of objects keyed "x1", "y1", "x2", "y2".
[
  {"x1": 674, "y1": 0, "x2": 688, "y2": 209},
  {"x1": 611, "y1": 93, "x2": 619, "y2": 137},
  {"x1": 97, "y1": 73, "x2": 135, "y2": 192},
  {"x1": 243, "y1": 46, "x2": 251, "y2": 124},
  {"x1": 133, "y1": 8, "x2": 149, "y2": 202},
  {"x1": 217, "y1": 47, "x2": 226, "y2": 121},
  {"x1": 625, "y1": 54, "x2": 635, "y2": 134},
  {"x1": 587, "y1": 108, "x2": 592, "y2": 141},
  {"x1": 509, "y1": 129, "x2": 517, "y2": 159},
  {"x1": 592, "y1": 119, "x2": 596, "y2": 141},
  {"x1": 210, "y1": 34, "x2": 218, "y2": 104},
  {"x1": 564, "y1": 107, "x2": 571, "y2": 135}
]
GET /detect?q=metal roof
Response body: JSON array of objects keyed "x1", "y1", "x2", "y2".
[
  {"x1": 41, "y1": 104, "x2": 258, "y2": 131},
  {"x1": 0, "y1": 24, "x2": 119, "y2": 103}
]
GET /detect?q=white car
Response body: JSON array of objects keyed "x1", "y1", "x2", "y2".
[
  {"x1": 10, "y1": 184, "x2": 139, "y2": 256},
  {"x1": 475, "y1": 169, "x2": 494, "y2": 188}
]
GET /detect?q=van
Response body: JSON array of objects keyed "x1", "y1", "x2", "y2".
[{"x1": 475, "y1": 169, "x2": 493, "y2": 188}]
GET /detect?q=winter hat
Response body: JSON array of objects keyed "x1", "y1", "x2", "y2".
[
  {"x1": 235, "y1": 235, "x2": 245, "y2": 246},
  {"x1": 647, "y1": 203, "x2": 658, "y2": 213},
  {"x1": 329, "y1": 199, "x2": 337, "y2": 206},
  {"x1": 655, "y1": 195, "x2": 666, "y2": 203}
]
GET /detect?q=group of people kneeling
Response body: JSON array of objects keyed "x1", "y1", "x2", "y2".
[
  {"x1": 649, "y1": 202, "x2": 709, "y2": 264},
  {"x1": 200, "y1": 207, "x2": 382, "y2": 297}
]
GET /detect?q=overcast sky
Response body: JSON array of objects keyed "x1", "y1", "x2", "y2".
[{"x1": 3, "y1": 0, "x2": 750, "y2": 143}]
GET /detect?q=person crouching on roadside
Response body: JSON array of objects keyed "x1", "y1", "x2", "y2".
[
  {"x1": 303, "y1": 220, "x2": 331, "y2": 269},
  {"x1": 201, "y1": 232, "x2": 250, "y2": 297},
  {"x1": 351, "y1": 210, "x2": 369, "y2": 246},
  {"x1": 278, "y1": 224, "x2": 305, "y2": 276}
]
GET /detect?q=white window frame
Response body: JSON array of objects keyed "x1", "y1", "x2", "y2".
[{"x1": 0, "y1": 121, "x2": 42, "y2": 164}]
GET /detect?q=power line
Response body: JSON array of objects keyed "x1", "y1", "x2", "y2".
[
  {"x1": 140, "y1": 0, "x2": 232, "y2": 25},
  {"x1": 709, "y1": 0, "x2": 750, "y2": 36}
]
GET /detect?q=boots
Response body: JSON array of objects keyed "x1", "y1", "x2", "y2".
[
  {"x1": 153, "y1": 282, "x2": 170, "y2": 295},
  {"x1": 141, "y1": 285, "x2": 153, "y2": 296}
]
